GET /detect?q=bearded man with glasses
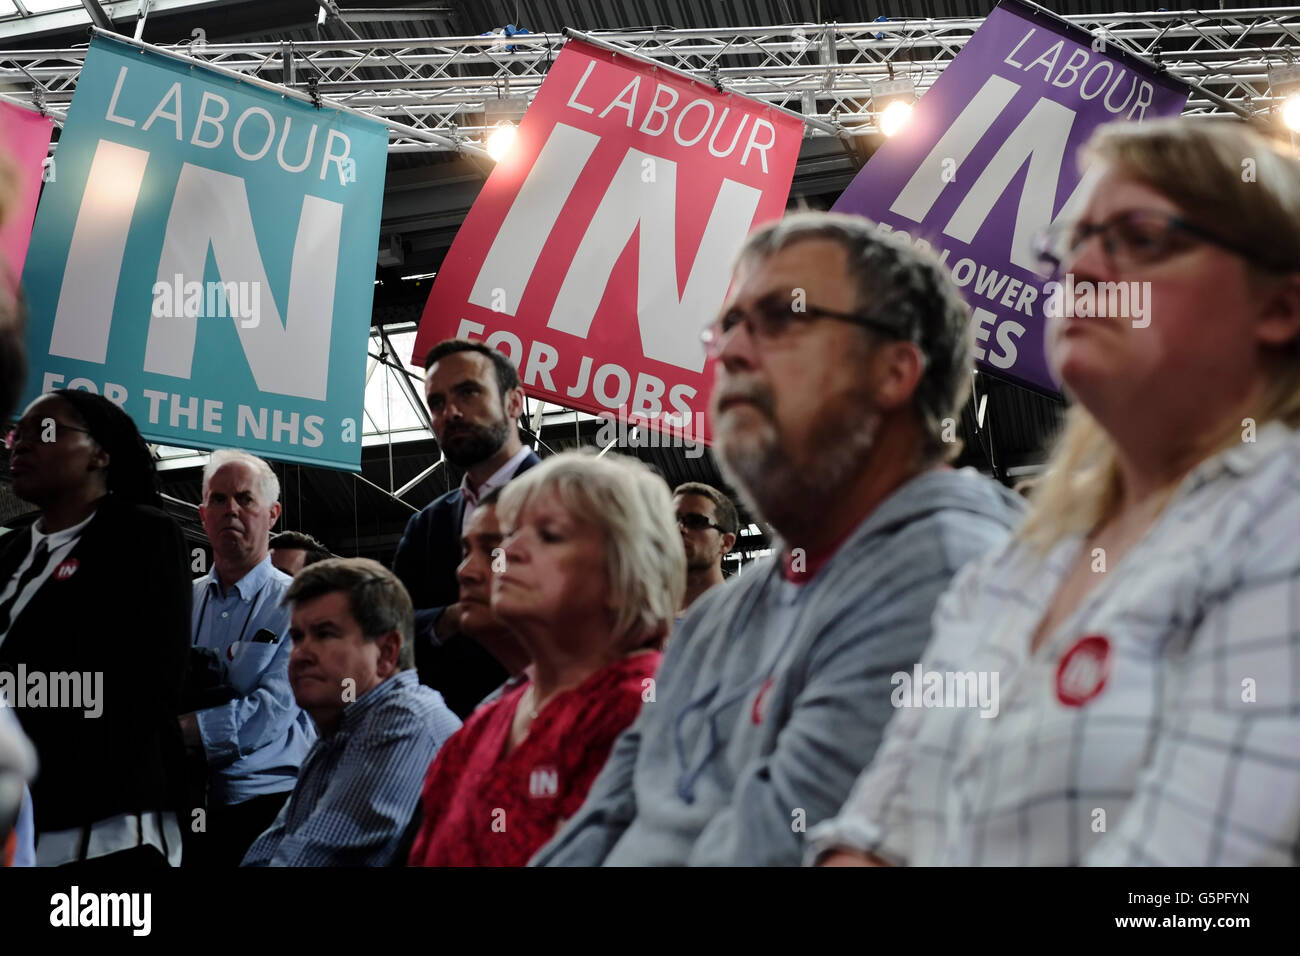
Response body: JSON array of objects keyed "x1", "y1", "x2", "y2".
[{"x1": 532, "y1": 211, "x2": 1024, "y2": 868}]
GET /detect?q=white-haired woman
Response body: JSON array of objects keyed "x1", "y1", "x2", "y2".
[
  {"x1": 408, "y1": 450, "x2": 684, "y2": 866},
  {"x1": 809, "y1": 117, "x2": 1300, "y2": 866}
]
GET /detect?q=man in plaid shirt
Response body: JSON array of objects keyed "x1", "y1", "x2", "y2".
[{"x1": 243, "y1": 559, "x2": 460, "y2": 866}]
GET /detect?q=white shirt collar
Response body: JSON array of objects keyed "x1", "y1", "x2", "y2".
[
  {"x1": 1181, "y1": 420, "x2": 1295, "y2": 494},
  {"x1": 31, "y1": 507, "x2": 97, "y2": 551},
  {"x1": 461, "y1": 445, "x2": 533, "y2": 505}
]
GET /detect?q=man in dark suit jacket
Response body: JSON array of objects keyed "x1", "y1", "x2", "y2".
[{"x1": 393, "y1": 339, "x2": 540, "y2": 718}]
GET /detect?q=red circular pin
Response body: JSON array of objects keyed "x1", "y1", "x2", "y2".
[
  {"x1": 53, "y1": 559, "x2": 79, "y2": 581},
  {"x1": 1055, "y1": 634, "x2": 1112, "y2": 707},
  {"x1": 751, "y1": 676, "x2": 775, "y2": 725}
]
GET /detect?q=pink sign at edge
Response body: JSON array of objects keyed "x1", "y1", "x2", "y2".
[{"x1": 1, "y1": 100, "x2": 55, "y2": 281}]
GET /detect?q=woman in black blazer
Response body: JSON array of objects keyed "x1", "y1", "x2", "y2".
[{"x1": 1, "y1": 389, "x2": 190, "y2": 865}]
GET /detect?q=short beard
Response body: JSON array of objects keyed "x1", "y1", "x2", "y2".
[
  {"x1": 715, "y1": 381, "x2": 880, "y2": 538},
  {"x1": 440, "y1": 411, "x2": 511, "y2": 469},
  {"x1": 685, "y1": 551, "x2": 716, "y2": 573}
]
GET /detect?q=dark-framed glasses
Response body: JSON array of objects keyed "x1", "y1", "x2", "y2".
[
  {"x1": 677, "y1": 512, "x2": 723, "y2": 532},
  {"x1": 4, "y1": 421, "x2": 93, "y2": 451},
  {"x1": 1033, "y1": 209, "x2": 1291, "y2": 278},
  {"x1": 700, "y1": 296, "x2": 910, "y2": 358}
]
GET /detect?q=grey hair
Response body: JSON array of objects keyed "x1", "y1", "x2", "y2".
[
  {"x1": 737, "y1": 211, "x2": 973, "y2": 463},
  {"x1": 496, "y1": 450, "x2": 685, "y2": 649},
  {"x1": 202, "y1": 448, "x2": 280, "y2": 506}
]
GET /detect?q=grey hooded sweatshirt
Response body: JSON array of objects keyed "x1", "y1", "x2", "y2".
[{"x1": 530, "y1": 466, "x2": 1024, "y2": 867}]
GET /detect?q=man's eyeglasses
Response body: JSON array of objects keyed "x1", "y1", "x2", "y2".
[
  {"x1": 700, "y1": 297, "x2": 909, "y2": 358},
  {"x1": 1033, "y1": 209, "x2": 1292, "y2": 278},
  {"x1": 677, "y1": 512, "x2": 724, "y2": 533},
  {"x1": 4, "y1": 421, "x2": 93, "y2": 452}
]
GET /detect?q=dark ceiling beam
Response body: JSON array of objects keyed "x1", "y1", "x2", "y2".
[
  {"x1": 334, "y1": 7, "x2": 454, "y2": 23},
  {"x1": 78, "y1": 0, "x2": 116, "y2": 31}
]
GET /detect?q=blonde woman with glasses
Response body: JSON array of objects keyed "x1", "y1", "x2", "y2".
[{"x1": 809, "y1": 117, "x2": 1300, "y2": 866}]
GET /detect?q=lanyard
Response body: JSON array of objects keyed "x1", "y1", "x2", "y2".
[
  {"x1": 672, "y1": 564, "x2": 815, "y2": 802},
  {"x1": 195, "y1": 581, "x2": 260, "y2": 647}
]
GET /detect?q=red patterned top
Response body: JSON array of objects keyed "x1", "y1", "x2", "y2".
[{"x1": 407, "y1": 651, "x2": 661, "y2": 867}]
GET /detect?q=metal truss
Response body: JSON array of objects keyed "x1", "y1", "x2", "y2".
[{"x1": 3, "y1": 7, "x2": 1299, "y2": 151}]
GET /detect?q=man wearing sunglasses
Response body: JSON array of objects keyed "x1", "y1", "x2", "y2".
[
  {"x1": 533, "y1": 211, "x2": 1024, "y2": 868},
  {"x1": 672, "y1": 482, "x2": 737, "y2": 613}
]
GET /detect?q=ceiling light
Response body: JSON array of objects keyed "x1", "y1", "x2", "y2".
[
  {"x1": 1268, "y1": 63, "x2": 1300, "y2": 132},
  {"x1": 873, "y1": 77, "x2": 917, "y2": 137},
  {"x1": 486, "y1": 122, "x2": 517, "y2": 162},
  {"x1": 1283, "y1": 92, "x2": 1300, "y2": 132},
  {"x1": 880, "y1": 100, "x2": 914, "y2": 137}
]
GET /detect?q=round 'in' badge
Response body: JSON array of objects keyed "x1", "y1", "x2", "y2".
[
  {"x1": 1055, "y1": 634, "x2": 1112, "y2": 707},
  {"x1": 53, "y1": 559, "x2": 79, "y2": 581}
]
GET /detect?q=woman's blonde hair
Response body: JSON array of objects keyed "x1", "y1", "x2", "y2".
[
  {"x1": 496, "y1": 450, "x2": 686, "y2": 648},
  {"x1": 1020, "y1": 117, "x2": 1300, "y2": 550}
]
